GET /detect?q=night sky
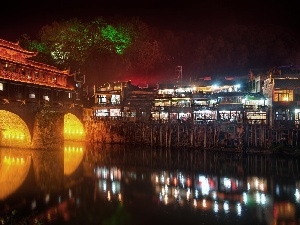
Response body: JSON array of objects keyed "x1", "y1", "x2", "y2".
[
  {"x1": 1, "y1": 0, "x2": 299, "y2": 42},
  {"x1": 0, "y1": 0, "x2": 299, "y2": 85}
]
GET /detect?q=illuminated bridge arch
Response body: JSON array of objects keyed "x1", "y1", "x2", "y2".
[
  {"x1": 0, "y1": 110, "x2": 31, "y2": 148},
  {"x1": 64, "y1": 113, "x2": 85, "y2": 141}
]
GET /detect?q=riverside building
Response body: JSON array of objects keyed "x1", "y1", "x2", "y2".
[{"x1": 91, "y1": 66, "x2": 300, "y2": 128}]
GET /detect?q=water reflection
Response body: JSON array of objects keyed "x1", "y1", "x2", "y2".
[
  {"x1": 89, "y1": 145, "x2": 300, "y2": 225},
  {"x1": 0, "y1": 143, "x2": 300, "y2": 225},
  {"x1": 0, "y1": 148, "x2": 31, "y2": 200},
  {"x1": 64, "y1": 141, "x2": 85, "y2": 175},
  {"x1": 0, "y1": 141, "x2": 85, "y2": 224}
]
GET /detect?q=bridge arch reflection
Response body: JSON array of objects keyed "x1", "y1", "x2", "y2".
[
  {"x1": 0, "y1": 148, "x2": 32, "y2": 200},
  {"x1": 64, "y1": 141, "x2": 85, "y2": 176},
  {"x1": 0, "y1": 140, "x2": 86, "y2": 201}
]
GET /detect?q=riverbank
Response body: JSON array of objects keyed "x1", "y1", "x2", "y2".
[{"x1": 85, "y1": 120, "x2": 300, "y2": 155}]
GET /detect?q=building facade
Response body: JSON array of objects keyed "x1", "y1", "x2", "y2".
[
  {"x1": 90, "y1": 66, "x2": 300, "y2": 130},
  {"x1": 0, "y1": 39, "x2": 80, "y2": 109}
]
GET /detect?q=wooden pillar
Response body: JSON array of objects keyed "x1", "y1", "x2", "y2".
[
  {"x1": 203, "y1": 125, "x2": 207, "y2": 148},
  {"x1": 160, "y1": 124, "x2": 163, "y2": 147},
  {"x1": 150, "y1": 124, "x2": 153, "y2": 147},
  {"x1": 166, "y1": 125, "x2": 168, "y2": 148},
  {"x1": 177, "y1": 124, "x2": 180, "y2": 147},
  {"x1": 190, "y1": 125, "x2": 194, "y2": 147},
  {"x1": 168, "y1": 125, "x2": 172, "y2": 148}
]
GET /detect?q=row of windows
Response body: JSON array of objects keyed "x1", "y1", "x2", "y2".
[
  {"x1": 273, "y1": 90, "x2": 294, "y2": 102},
  {"x1": 0, "y1": 62, "x2": 67, "y2": 87},
  {"x1": 0, "y1": 82, "x2": 73, "y2": 101}
]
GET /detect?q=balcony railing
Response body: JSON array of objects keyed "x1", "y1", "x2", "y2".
[{"x1": 0, "y1": 69, "x2": 70, "y2": 89}]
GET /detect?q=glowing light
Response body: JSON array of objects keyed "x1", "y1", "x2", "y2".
[
  {"x1": 187, "y1": 178, "x2": 191, "y2": 187},
  {"x1": 174, "y1": 177, "x2": 178, "y2": 186},
  {"x1": 0, "y1": 149, "x2": 31, "y2": 200},
  {"x1": 236, "y1": 203, "x2": 242, "y2": 216},
  {"x1": 159, "y1": 193, "x2": 163, "y2": 201},
  {"x1": 255, "y1": 191, "x2": 260, "y2": 203},
  {"x1": 186, "y1": 188, "x2": 191, "y2": 200},
  {"x1": 255, "y1": 178, "x2": 259, "y2": 189},
  {"x1": 295, "y1": 189, "x2": 300, "y2": 202},
  {"x1": 243, "y1": 192, "x2": 248, "y2": 204},
  {"x1": 45, "y1": 194, "x2": 50, "y2": 204},
  {"x1": 107, "y1": 191, "x2": 111, "y2": 201},
  {"x1": 64, "y1": 141, "x2": 85, "y2": 175},
  {"x1": 212, "y1": 191, "x2": 217, "y2": 199},
  {"x1": 164, "y1": 194, "x2": 168, "y2": 205},
  {"x1": 260, "y1": 193, "x2": 266, "y2": 205},
  {"x1": 214, "y1": 201, "x2": 219, "y2": 213},
  {"x1": 112, "y1": 182, "x2": 116, "y2": 194},
  {"x1": 64, "y1": 113, "x2": 85, "y2": 141},
  {"x1": 224, "y1": 177, "x2": 231, "y2": 189},
  {"x1": 195, "y1": 189, "x2": 199, "y2": 198},
  {"x1": 199, "y1": 176, "x2": 209, "y2": 196},
  {"x1": 193, "y1": 199, "x2": 197, "y2": 207},
  {"x1": 174, "y1": 188, "x2": 179, "y2": 199},
  {"x1": 0, "y1": 110, "x2": 31, "y2": 148},
  {"x1": 101, "y1": 25, "x2": 131, "y2": 54},
  {"x1": 160, "y1": 175, "x2": 164, "y2": 183},
  {"x1": 224, "y1": 201, "x2": 229, "y2": 213}
]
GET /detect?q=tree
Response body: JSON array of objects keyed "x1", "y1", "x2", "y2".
[{"x1": 16, "y1": 15, "x2": 300, "y2": 85}]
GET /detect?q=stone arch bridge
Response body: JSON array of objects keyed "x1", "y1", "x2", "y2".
[{"x1": 0, "y1": 104, "x2": 86, "y2": 149}]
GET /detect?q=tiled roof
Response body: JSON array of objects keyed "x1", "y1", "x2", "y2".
[
  {"x1": 0, "y1": 38, "x2": 37, "y2": 56},
  {"x1": 277, "y1": 65, "x2": 300, "y2": 75},
  {"x1": 274, "y1": 78, "x2": 300, "y2": 89}
]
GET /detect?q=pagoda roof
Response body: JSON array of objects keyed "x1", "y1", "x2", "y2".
[
  {"x1": 0, "y1": 38, "x2": 69, "y2": 75},
  {"x1": 0, "y1": 38, "x2": 37, "y2": 57}
]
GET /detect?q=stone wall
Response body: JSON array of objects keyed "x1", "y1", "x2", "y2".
[{"x1": 31, "y1": 110, "x2": 64, "y2": 150}]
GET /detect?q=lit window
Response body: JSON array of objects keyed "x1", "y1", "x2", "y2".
[
  {"x1": 0, "y1": 83, "x2": 3, "y2": 91},
  {"x1": 29, "y1": 93, "x2": 35, "y2": 99},
  {"x1": 98, "y1": 95, "x2": 107, "y2": 104},
  {"x1": 274, "y1": 89, "x2": 293, "y2": 102},
  {"x1": 111, "y1": 95, "x2": 120, "y2": 104}
]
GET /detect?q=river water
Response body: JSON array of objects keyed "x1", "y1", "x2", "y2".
[{"x1": 0, "y1": 141, "x2": 300, "y2": 225}]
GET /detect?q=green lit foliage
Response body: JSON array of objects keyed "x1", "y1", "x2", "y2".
[
  {"x1": 101, "y1": 25, "x2": 131, "y2": 54},
  {"x1": 28, "y1": 40, "x2": 46, "y2": 52},
  {"x1": 85, "y1": 17, "x2": 108, "y2": 50},
  {"x1": 18, "y1": 16, "x2": 166, "y2": 83},
  {"x1": 39, "y1": 18, "x2": 91, "y2": 66},
  {"x1": 17, "y1": 15, "x2": 300, "y2": 84},
  {"x1": 18, "y1": 34, "x2": 57, "y2": 66},
  {"x1": 31, "y1": 17, "x2": 136, "y2": 70}
]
